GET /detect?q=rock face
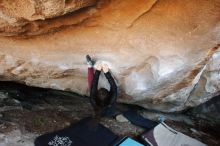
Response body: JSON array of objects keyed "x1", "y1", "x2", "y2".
[
  {"x1": 188, "y1": 95, "x2": 220, "y2": 125},
  {"x1": 0, "y1": 0, "x2": 219, "y2": 112},
  {"x1": 0, "y1": 0, "x2": 98, "y2": 36}
]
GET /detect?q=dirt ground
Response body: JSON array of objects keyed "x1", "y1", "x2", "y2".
[{"x1": 0, "y1": 82, "x2": 219, "y2": 146}]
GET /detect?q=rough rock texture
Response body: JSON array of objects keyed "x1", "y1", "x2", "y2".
[
  {"x1": 188, "y1": 95, "x2": 220, "y2": 125},
  {"x1": 0, "y1": 0, "x2": 220, "y2": 112},
  {"x1": 0, "y1": 0, "x2": 98, "y2": 36}
]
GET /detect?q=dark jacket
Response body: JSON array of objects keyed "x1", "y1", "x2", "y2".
[{"x1": 90, "y1": 70, "x2": 117, "y2": 116}]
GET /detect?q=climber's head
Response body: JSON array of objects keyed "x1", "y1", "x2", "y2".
[{"x1": 96, "y1": 88, "x2": 110, "y2": 106}]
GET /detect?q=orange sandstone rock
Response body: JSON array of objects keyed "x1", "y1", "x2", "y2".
[{"x1": 0, "y1": 0, "x2": 219, "y2": 112}]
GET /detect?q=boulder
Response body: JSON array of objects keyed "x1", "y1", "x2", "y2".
[{"x1": 0, "y1": 0, "x2": 219, "y2": 112}]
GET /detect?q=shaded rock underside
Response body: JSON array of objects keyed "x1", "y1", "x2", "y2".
[{"x1": 0, "y1": 0, "x2": 219, "y2": 112}]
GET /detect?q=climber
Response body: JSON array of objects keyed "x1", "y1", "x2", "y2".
[{"x1": 86, "y1": 55, "x2": 117, "y2": 118}]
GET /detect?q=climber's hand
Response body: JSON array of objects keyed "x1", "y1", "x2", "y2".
[
  {"x1": 102, "y1": 64, "x2": 109, "y2": 73},
  {"x1": 95, "y1": 63, "x2": 102, "y2": 71}
]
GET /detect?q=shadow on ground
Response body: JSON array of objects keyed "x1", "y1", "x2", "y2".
[{"x1": 0, "y1": 81, "x2": 219, "y2": 146}]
